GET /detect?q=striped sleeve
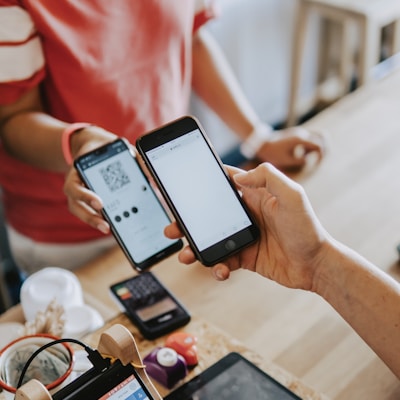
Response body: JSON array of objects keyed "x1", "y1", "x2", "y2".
[
  {"x1": 193, "y1": 0, "x2": 220, "y2": 32},
  {"x1": 0, "y1": 4, "x2": 45, "y2": 105}
]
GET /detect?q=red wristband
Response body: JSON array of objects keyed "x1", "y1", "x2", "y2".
[{"x1": 61, "y1": 122, "x2": 92, "y2": 165}]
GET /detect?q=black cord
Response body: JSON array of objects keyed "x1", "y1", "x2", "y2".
[{"x1": 15, "y1": 337, "x2": 111, "y2": 392}]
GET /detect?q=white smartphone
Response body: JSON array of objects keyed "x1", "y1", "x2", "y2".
[
  {"x1": 136, "y1": 116, "x2": 259, "y2": 266},
  {"x1": 74, "y1": 139, "x2": 183, "y2": 271}
]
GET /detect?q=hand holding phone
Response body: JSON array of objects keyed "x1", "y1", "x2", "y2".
[
  {"x1": 74, "y1": 139, "x2": 183, "y2": 271},
  {"x1": 136, "y1": 116, "x2": 259, "y2": 266}
]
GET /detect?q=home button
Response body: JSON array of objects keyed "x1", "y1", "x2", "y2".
[{"x1": 225, "y1": 240, "x2": 236, "y2": 251}]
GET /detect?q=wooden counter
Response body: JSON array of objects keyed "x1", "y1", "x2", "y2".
[
  {"x1": 2, "y1": 68, "x2": 400, "y2": 399},
  {"x1": 77, "y1": 68, "x2": 400, "y2": 398},
  {"x1": 83, "y1": 313, "x2": 324, "y2": 399},
  {"x1": 0, "y1": 249, "x2": 325, "y2": 399},
  {"x1": 78, "y1": 67, "x2": 400, "y2": 399}
]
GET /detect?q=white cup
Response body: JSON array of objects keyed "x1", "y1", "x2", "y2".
[
  {"x1": 20, "y1": 267, "x2": 84, "y2": 322},
  {"x1": 0, "y1": 334, "x2": 74, "y2": 399}
]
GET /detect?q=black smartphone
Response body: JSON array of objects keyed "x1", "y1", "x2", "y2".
[
  {"x1": 74, "y1": 139, "x2": 183, "y2": 272},
  {"x1": 109, "y1": 272, "x2": 191, "y2": 340},
  {"x1": 136, "y1": 115, "x2": 259, "y2": 266}
]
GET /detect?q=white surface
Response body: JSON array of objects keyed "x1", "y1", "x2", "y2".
[
  {"x1": 20, "y1": 267, "x2": 84, "y2": 322},
  {"x1": 63, "y1": 304, "x2": 104, "y2": 339}
]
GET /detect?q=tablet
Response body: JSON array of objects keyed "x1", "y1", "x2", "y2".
[
  {"x1": 164, "y1": 352, "x2": 301, "y2": 400},
  {"x1": 52, "y1": 359, "x2": 156, "y2": 400}
]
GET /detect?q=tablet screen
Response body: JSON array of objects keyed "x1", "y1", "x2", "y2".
[{"x1": 165, "y1": 352, "x2": 300, "y2": 400}]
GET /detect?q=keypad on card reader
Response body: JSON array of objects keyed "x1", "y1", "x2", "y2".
[{"x1": 125, "y1": 274, "x2": 166, "y2": 307}]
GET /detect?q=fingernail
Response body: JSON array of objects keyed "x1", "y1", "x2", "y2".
[
  {"x1": 214, "y1": 268, "x2": 225, "y2": 281},
  {"x1": 293, "y1": 144, "x2": 306, "y2": 159},
  {"x1": 91, "y1": 199, "x2": 103, "y2": 209},
  {"x1": 97, "y1": 223, "x2": 109, "y2": 234}
]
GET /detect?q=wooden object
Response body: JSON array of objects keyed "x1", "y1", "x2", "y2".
[
  {"x1": 287, "y1": 0, "x2": 400, "y2": 126},
  {"x1": 97, "y1": 324, "x2": 161, "y2": 400},
  {"x1": 15, "y1": 381, "x2": 51, "y2": 400}
]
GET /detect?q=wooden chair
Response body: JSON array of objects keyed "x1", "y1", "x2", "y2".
[{"x1": 287, "y1": 0, "x2": 400, "y2": 126}]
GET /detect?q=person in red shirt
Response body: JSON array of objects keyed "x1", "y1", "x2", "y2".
[{"x1": 0, "y1": 1, "x2": 324, "y2": 274}]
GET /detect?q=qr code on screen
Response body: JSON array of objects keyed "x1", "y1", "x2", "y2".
[{"x1": 100, "y1": 161, "x2": 130, "y2": 192}]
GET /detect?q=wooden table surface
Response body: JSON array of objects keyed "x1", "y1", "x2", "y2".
[
  {"x1": 2, "y1": 68, "x2": 400, "y2": 399},
  {"x1": 68, "y1": 67, "x2": 400, "y2": 398},
  {"x1": 82, "y1": 313, "x2": 325, "y2": 399}
]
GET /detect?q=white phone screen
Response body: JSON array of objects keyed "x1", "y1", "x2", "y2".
[
  {"x1": 146, "y1": 129, "x2": 252, "y2": 251},
  {"x1": 81, "y1": 144, "x2": 177, "y2": 264}
]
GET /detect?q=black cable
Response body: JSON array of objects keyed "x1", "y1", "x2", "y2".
[{"x1": 15, "y1": 337, "x2": 111, "y2": 392}]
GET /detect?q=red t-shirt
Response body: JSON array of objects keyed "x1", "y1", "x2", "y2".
[{"x1": 0, "y1": 0, "x2": 217, "y2": 243}]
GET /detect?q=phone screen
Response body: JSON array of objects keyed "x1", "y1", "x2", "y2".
[
  {"x1": 146, "y1": 130, "x2": 251, "y2": 250},
  {"x1": 75, "y1": 140, "x2": 182, "y2": 270},
  {"x1": 137, "y1": 116, "x2": 259, "y2": 265}
]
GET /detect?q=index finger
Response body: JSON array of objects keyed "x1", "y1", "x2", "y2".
[
  {"x1": 224, "y1": 164, "x2": 245, "y2": 180},
  {"x1": 233, "y1": 162, "x2": 301, "y2": 195}
]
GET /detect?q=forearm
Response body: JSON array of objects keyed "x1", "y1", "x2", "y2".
[
  {"x1": 1, "y1": 110, "x2": 69, "y2": 172},
  {"x1": 0, "y1": 88, "x2": 116, "y2": 172},
  {"x1": 191, "y1": 29, "x2": 262, "y2": 138},
  {"x1": 314, "y1": 240, "x2": 400, "y2": 377}
]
